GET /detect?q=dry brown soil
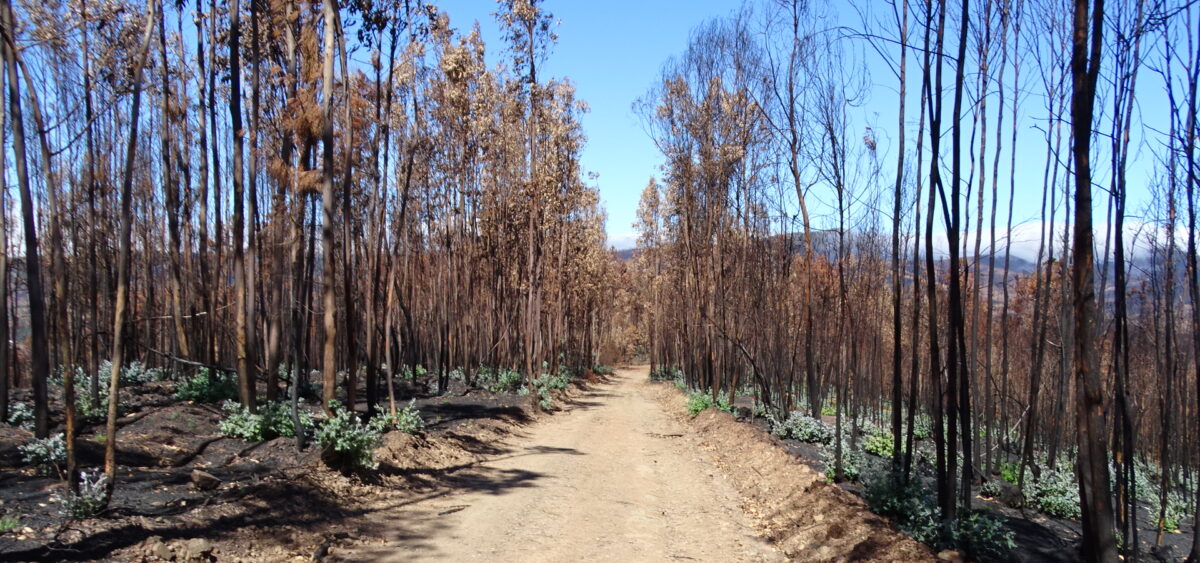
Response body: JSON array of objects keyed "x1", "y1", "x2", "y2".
[
  {"x1": 340, "y1": 366, "x2": 931, "y2": 562},
  {"x1": 342, "y1": 366, "x2": 784, "y2": 562}
]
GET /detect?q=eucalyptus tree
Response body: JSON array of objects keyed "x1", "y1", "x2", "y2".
[
  {"x1": 1068, "y1": 0, "x2": 1116, "y2": 557},
  {"x1": 103, "y1": 0, "x2": 158, "y2": 504},
  {"x1": 319, "y1": 0, "x2": 338, "y2": 413},
  {"x1": 0, "y1": 0, "x2": 51, "y2": 438}
]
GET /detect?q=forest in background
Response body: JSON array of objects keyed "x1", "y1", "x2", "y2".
[
  {"x1": 630, "y1": 0, "x2": 1200, "y2": 560},
  {"x1": 2, "y1": 0, "x2": 1200, "y2": 560},
  {"x1": 0, "y1": 0, "x2": 629, "y2": 516}
]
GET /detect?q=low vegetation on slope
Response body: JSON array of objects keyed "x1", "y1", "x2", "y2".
[
  {"x1": 655, "y1": 382, "x2": 932, "y2": 561},
  {"x1": 654, "y1": 370, "x2": 1197, "y2": 561}
]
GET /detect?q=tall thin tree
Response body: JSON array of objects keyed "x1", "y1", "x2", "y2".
[{"x1": 1068, "y1": 0, "x2": 1116, "y2": 559}]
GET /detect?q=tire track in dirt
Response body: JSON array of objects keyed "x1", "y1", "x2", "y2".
[{"x1": 343, "y1": 367, "x2": 782, "y2": 562}]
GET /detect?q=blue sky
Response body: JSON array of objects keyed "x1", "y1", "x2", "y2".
[
  {"x1": 427, "y1": 1, "x2": 1175, "y2": 258},
  {"x1": 432, "y1": 0, "x2": 743, "y2": 250}
]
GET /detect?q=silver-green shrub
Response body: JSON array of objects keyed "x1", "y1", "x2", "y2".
[
  {"x1": 770, "y1": 411, "x2": 834, "y2": 444},
  {"x1": 174, "y1": 369, "x2": 239, "y2": 403},
  {"x1": 370, "y1": 399, "x2": 424, "y2": 434},
  {"x1": 218, "y1": 400, "x2": 311, "y2": 441},
  {"x1": 6, "y1": 402, "x2": 34, "y2": 430},
  {"x1": 821, "y1": 440, "x2": 865, "y2": 482},
  {"x1": 19, "y1": 433, "x2": 66, "y2": 476},
  {"x1": 315, "y1": 404, "x2": 381, "y2": 471},
  {"x1": 55, "y1": 469, "x2": 108, "y2": 519}
]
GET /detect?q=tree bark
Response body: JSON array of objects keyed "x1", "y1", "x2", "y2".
[
  {"x1": 1069, "y1": 0, "x2": 1117, "y2": 559},
  {"x1": 0, "y1": 0, "x2": 51, "y2": 439},
  {"x1": 319, "y1": 0, "x2": 339, "y2": 414},
  {"x1": 890, "y1": 0, "x2": 908, "y2": 473},
  {"x1": 229, "y1": 0, "x2": 256, "y2": 412},
  {"x1": 103, "y1": 0, "x2": 158, "y2": 503}
]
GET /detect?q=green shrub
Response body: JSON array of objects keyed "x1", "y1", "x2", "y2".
[
  {"x1": 494, "y1": 369, "x2": 523, "y2": 392},
  {"x1": 863, "y1": 428, "x2": 895, "y2": 458},
  {"x1": 684, "y1": 390, "x2": 734, "y2": 416},
  {"x1": 865, "y1": 472, "x2": 1015, "y2": 559},
  {"x1": 112, "y1": 361, "x2": 171, "y2": 384},
  {"x1": 751, "y1": 400, "x2": 769, "y2": 419},
  {"x1": 400, "y1": 364, "x2": 427, "y2": 380},
  {"x1": 821, "y1": 440, "x2": 865, "y2": 482},
  {"x1": 50, "y1": 370, "x2": 127, "y2": 424},
  {"x1": 315, "y1": 404, "x2": 381, "y2": 471},
  {"x1": 686, "y1": 391, "x2": 714, "y2": 415},
  {"x1": 1133, "y1": 461, "x2": 1194, "y2": 533},
  {"x1": 864, "y1": 473, "x2": 941, "y2": 545},
  {"x1": 6, "y1": 402, "x2": 34, "y2": 430},
  {"x1": 370, "y1": 399, "x2": 424, "y2": 434},
  {"x1": 649, "y1": 366, "x2": 683, "y2": 382},
  {"x1": 1158, "y1": 490, "x2": 1190, "y2": 532},
  {"x1": 55, "y1": 469, "x2": 107, "y2": 519},
  {"x1": 980, "y1": 479, "x2": 1003, "y2": 499},
  {"x1": 476, "y1": 367, "x2": 523, "y2": 393},
  {"x1": 74, "y1": 379, "x2": 127, "y2": 423},
  {"x1": 556, "y1": 363, "x2": 579, "y2": 382},
  {"x1": 59, "y1": 362, "x2": 170, "y2": 387},
  {"x1": 50, "y1": 363, "x2": 153, "y2": 424},
  {"x1": 75, "y1": 388, "x2": 105, "y2": 423},
  {"x1": 911, "y1": 414, "x2": 933, "y2": 440},
  {"x1": 952, "y1": 510, "x2": 1017, "y2": 561},
  {"x1": 821, "y1": 403, "x2": 837, "y2": 417},
  {"x1": 19, "y1": 434, "x2": 66, "y2": 476},
  {"x1": 714, "y1": 391, "x2": 734, "y2": 414},
  {"x1": 593, "y1": 364, "x2": 615, "y2": 376},
  {"x1": 520, "y1": 371, "x2": 572, "y2": 410},
  {"x1": 174, "y1": 369, "x2": 239, "y2": 403},
  {"x1": 770, "y1": 411, "x2": 834, "y2": 444},
  {"x1": 218, "y1": 400, "x2": 310, "y2": 441},
  {"x1": 1029, "y1": 466, "x2": 1081, "y2": 519},
  {"x1": 998, "y1": 461, "x2": 1020, "y2": 485},
  {"x1": 0, "y1": 514, "x2": 19, "y2": 532},
  {"x1": 1132, "y1": 460, "x2": 1156, "y2": 497}
]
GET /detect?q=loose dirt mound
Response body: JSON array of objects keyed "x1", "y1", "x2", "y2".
[
  {"x1": 0, "y1": 425, "x2": 32, "y2": 467},
  {"x1": 375, "y1": 406, "x2": 531, "y2": 475},
  {"x1": 115, "y1": 404, "x2": 223, "y2": 467},
  {"x1": 657, "y1": 387, "x2": 933, "y2": 562}
]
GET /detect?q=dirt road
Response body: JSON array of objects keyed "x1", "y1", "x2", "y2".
[{"x1": 349, "y1": 366, "x2": 781, "y2": 562}]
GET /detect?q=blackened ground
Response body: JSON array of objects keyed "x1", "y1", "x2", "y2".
[
  {"x1": 732, "y1": 397, "x2": 1195, "y2": 562},
  {"x1": 0, "y1": 372, "x2": 555, "y2": 562}
]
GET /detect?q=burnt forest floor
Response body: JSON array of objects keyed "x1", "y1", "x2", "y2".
[
  {"x1": 721, "y1": 394, "x2": 1196, "y2": 562},
  {"x1": 0, "y1": 368, "x2": 587, "y2": 562}
]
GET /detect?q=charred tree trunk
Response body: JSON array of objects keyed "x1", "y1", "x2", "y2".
[
  {"x1": 1068, "y1": 0, "x2": 1117, "y2": 559},
  {"x1": 103, "y1": 0, "x2": 157, "y2": 503},
  {"x1": 319, "y1": 0, "x2": 339, "y2": 414},
  {"x1": 0, "y1": 0, "x2": 51, "y2": 439},
  {"x1": 229, "y1": 0, "x2": 256, "y2": 411}
]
